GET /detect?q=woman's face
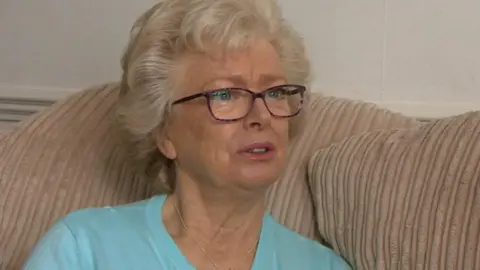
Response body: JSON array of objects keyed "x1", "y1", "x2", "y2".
[{"x1": 160, "y1": 40, "x2": 291, "y2": 192}]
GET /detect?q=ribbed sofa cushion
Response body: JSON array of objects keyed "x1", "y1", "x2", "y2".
[
  {"x1": 268, "y1": 96, "x2": 420, "y2": 241},
  {"x1": 0, "y1": 83, "x2": 417, "y2": 269},
  {"x1": 0, "y1": 84, "x2": 157, "y2": 270},
  {"x1": 309, "y1": 111, "x2": 480, "y2": 269}
]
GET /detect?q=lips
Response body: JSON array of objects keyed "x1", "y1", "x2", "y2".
[{"x1": 237, "y1": 142, "x2": 276, "y2": 161}]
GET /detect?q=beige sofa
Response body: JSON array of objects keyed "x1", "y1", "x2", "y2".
[{"x1": 1, "y1": 83, "x2": 479, "y2": 270}]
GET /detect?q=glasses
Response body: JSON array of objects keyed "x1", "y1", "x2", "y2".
[{"x1": 172, "y1": 84, "x2": 306, "y2": 121}]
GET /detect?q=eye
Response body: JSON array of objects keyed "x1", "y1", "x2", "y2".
[
  {"x1": 266, "y1": 87, "x2": 287, "y2": 99},
  {"x1": 210, "y1": 89, "x2": 232, "y2": 101}
]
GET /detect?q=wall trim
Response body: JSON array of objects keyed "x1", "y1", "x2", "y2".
[
  {"x1": 0, "y1": 85, "x2": 78, "y2": 101},
  {"x1": 0, "y1": 85, "x2": 78, "y2": 124}
]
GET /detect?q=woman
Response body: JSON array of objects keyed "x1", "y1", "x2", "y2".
[{"x1": 24, "y1": 0, "x2": 350, "y2": 269}]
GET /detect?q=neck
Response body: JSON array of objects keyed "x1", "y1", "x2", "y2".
[
  {"x1": 161, "y1": 172, "x2": 267, "y2": 269},
  {"x1": 175, "y1": 183, "x2": 265, "y2": 241},
  {"x1": 164, "y1": 174, "x2": 266, "y2": 244}
]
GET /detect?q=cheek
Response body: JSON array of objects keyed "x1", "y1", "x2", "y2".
[
  {"x1": 169, "y1": 111, "x2": 205, "y2": 158},
  {"x1": 191, "y1": 122, "x2": 238, "y2": 181},
  {"x1": 274, "y1": 119, "x2": 290, "y2": 144},
  {"x1": 273, "y1": 120, "x2": 290, "y2": 165},
  {"x1": 174, "y1": 110, "x2": 236, "y2": 163},
  {"x1": 203, "y1": 124, "x2": 237, "y2": 161}
]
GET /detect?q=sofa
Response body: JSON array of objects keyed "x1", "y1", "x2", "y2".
[{"x1": 1, "y1": 82, "x2": 479, "y2": 269}]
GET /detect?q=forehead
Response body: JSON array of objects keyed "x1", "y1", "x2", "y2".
[{"x1": 176, "y1": 41, "x2": 285, "y2": 93}]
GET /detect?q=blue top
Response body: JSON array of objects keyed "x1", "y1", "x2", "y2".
[{"x1": 24, "y1": 195, "x2": 350, "y2": 270}]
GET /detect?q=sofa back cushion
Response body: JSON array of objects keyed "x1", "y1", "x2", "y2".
[
  {"x1": 309, "y1": 111, "x2": 480, "y2": 269},
  {"x1": 0, "y1": 84, "x2": 156, "y2": 269},
  {"x1": 268, "y1": 95, "x2": 420, "y2": 239},
  {"x1": 0, "y1": 83, "x2": 418, "y2": 269}
]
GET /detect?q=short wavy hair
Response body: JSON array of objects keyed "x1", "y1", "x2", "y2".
[{"x1": 116, "y1": 0, "x2": 311, "y2": 191}]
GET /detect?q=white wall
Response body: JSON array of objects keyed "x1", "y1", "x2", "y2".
[
  {"x1": 281, "y1": 0, "x2": 480, "y2": 117},
  {"x1": 1, "y1": 0, "x2": 479, "y2": 117},
  {"x1": 0, "y1": 0, "x2": 154, "y2": 99}
]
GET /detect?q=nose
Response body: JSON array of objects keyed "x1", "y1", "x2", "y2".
[{"x1": 243, "y1": 97, "x2": 271, "y2": 129}]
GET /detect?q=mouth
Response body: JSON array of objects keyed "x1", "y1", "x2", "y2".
[{"x1": 237, "y1": 142, "x2": 276, "y2": 161}]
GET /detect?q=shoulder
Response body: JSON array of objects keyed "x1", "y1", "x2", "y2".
[
  {"x1": 63, "y1": 198, "x2": 152, "y2": 231},
  {"x1": 42, "y1": 196, "x2": 163, "y2": 253},
  {"x1": 265, "y1": 216, "x2": 351, "y2": 269},
  {"x1": 59, "y1": 196, "x2": 163, "y2": 245},
  {"x1": 24, "y1": 219, "x2": 87, "y2": 269},
  {"x1": 24, "y1": 196, "x2": 165, "y2": 269}
]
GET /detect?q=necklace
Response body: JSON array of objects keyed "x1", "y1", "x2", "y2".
[{"x1": 174, "y1": 202, "x2": 259, "y2": 270}]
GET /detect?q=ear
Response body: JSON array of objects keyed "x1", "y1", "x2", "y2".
[{"x1": 155, "y1": 131, "x2": 177, "y2": 160}]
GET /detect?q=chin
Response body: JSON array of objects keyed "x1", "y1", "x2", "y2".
[
  {"x1": 236, "y1": 170, "x2": 280, "y2": 190},
  {"x1": 229, "y1": 158, "x2": 286, "y2": 189}
]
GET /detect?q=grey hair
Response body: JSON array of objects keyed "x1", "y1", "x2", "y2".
[{"x1": 116, "y1": 0, "x2": 311, "y2": 191}]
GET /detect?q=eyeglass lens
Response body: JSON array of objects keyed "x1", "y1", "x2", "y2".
[{"x1": 207, "y1": 85, "x2": 303, "y2": 120}]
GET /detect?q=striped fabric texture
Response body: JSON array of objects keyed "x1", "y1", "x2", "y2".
[
  {"x1": 0, "y1": 83, "x2": 417, "y2": 269},
  {"x1": 309, "y1": 111, "x2": 480, "y2": 269},
  {"x1": 268, "y1": 95, "x2": 421, "y2": 241}
]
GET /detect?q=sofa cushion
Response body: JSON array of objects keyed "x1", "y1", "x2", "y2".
[
  {"x1": 0, "y1": 83, "x2": 418, "y2": 269},
  {"x1": 0, "y1": 83, "x2": 157, "y2": 270},
  {"x1": 269, "y1": 96, "x2": 420, "y2": 240},
  {"x1": 308, "y1": 111, "x2": 480, "y2": 269}
]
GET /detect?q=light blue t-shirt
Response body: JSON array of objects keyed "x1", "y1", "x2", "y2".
[{"x1": 24, "y1": 195, "x2": 350, "y2": 270}]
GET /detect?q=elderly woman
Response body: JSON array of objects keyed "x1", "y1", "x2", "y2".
[{"x1": 24, "y1": 0, "x2": 350, "y2": 269}]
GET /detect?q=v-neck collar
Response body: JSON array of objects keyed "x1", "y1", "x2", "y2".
[{"x1": 145, "y1": 195, "x2": 276, "y2": 269}]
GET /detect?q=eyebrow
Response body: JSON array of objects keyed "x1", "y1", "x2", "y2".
[{"x1": 202, "y1": 74, "x2": 287, "y2": 89}]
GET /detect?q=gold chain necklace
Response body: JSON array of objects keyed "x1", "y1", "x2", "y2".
[{"x1": 174, "y1": 202, "x2": 259, "y2": 270}]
